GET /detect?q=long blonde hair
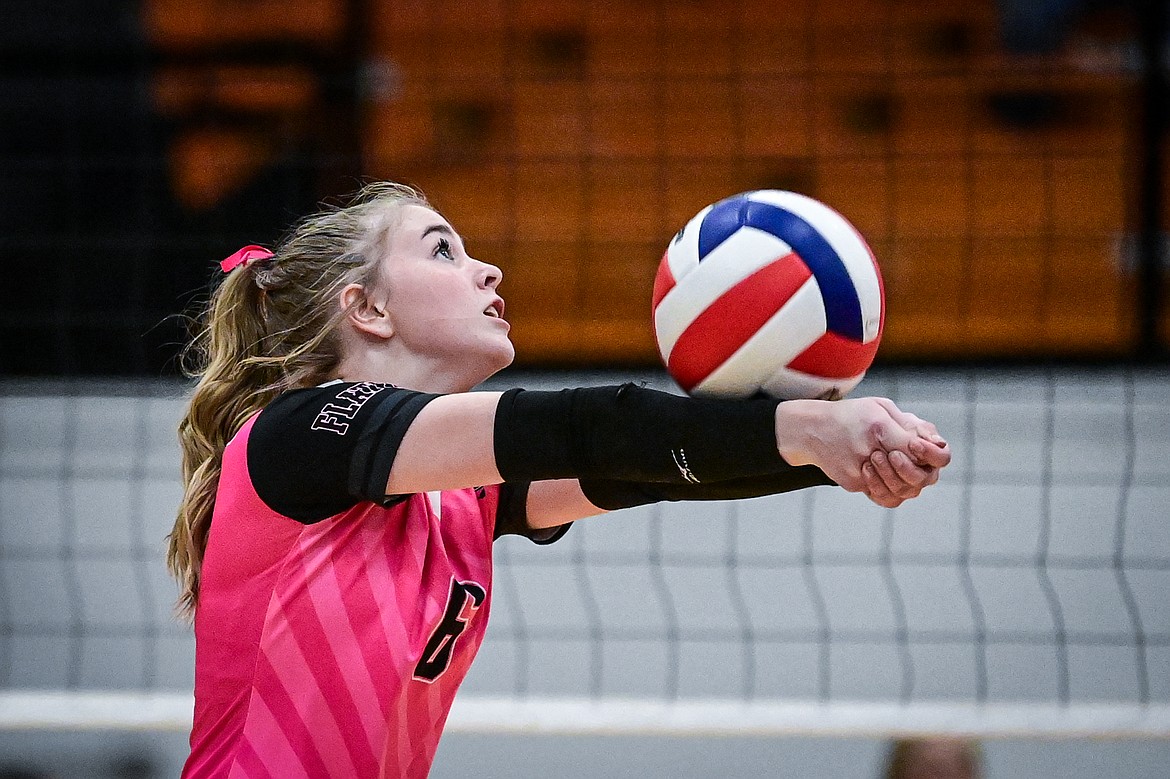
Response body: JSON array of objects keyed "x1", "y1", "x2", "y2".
[{"x1": 168, "y1": 181, "x2": 430, "y2": 618}]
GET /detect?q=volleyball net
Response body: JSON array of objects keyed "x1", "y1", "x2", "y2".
[{"x1": 0, "y1": 367, "x2": 1167, "y2": 738}]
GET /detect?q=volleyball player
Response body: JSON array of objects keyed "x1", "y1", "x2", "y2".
[{"x1": 168, "y1": 182, "x2": 950, "y2": 778}]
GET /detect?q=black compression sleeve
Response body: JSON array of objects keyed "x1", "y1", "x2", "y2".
[
  {"x1": 492, "y1": 481, "x2": 571, "y2": 545},
  {"x1": 578, "y1": 466, "x2": 834, "y2": 511},
  {"x1": 493, "y1": 383, "x2": 793, "y2": 485},
  {"x1": 492, "y1": 481, "x2": 531, "y2": 538}
]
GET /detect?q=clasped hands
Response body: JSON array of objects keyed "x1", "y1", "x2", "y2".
[{"x1": 776, "y1": 396, "x2": 952, "y2": 508}]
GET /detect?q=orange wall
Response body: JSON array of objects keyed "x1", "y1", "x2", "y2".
[{"x1": 148, "y1": 0, "x2": 1148, "y2": 364}]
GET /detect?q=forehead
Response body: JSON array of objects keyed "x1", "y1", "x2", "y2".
[
  {"x1": 393, "y1": 203, "x2": 452, "y2": 239},
  {"x1": 373, "y1": 203, "x2": 455, "y2": 278}
]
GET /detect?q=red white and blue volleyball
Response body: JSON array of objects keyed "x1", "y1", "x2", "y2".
[{"x1": 652, "y1": 190, "x2": 885, "y2": 400}]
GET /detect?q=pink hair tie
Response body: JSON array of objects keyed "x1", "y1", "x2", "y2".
[{"x1": 220, "y1": 245, "x2": 275, "y2": 273}]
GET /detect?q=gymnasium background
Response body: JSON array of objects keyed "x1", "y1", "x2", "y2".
[{"x1": 1, "y1": 0, "x2": 1168, "y2": 777}]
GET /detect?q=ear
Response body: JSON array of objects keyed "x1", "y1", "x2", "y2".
[{"x1": 339, "y1": 283, "x2": 394, "y2": 339}]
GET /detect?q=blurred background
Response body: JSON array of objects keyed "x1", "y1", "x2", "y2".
[
  {"x1": 0, "y1": 0, "x2": 1165, "y2": 374},
  {"x1": 1, "y1": 0, "x2": 1168, "y2": 777}
]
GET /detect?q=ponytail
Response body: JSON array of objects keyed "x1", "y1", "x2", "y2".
[
  {"x1": 167, "y1": 181, "x2": 429, "y2": 618},
  {"x1": 169, "y1": 268, "x2": 281, "y2": 617}
]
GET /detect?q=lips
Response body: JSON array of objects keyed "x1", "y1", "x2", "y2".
[{"x1": 483, "y1": 298, "x2": 505, "y2": 319}]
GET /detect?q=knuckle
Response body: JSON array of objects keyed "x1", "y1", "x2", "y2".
[
  {"x1": 841, "y1": 473, "x2": 864, "y2": 492},
  {"x1": 887, "y1": 454, "x2": 909, "y2": 475},
  {"x1": 892, "y1": 455, "x2": 924, "y2": 485}
]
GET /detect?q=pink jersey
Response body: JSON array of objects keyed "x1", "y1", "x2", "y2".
[
  {"x1": 178, "y1": 379, "x2": 824, "y2": 775},
  {"x1": 183, "y1": 413, "x2": 498, "y2": 778}
]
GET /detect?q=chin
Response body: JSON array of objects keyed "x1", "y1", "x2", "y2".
[
  {"x1": 488, "y1": 341, "x2": 516, "y2": 374},
  {"x1": 469, "y1": 339, "x2": 515, "y2": 383}
]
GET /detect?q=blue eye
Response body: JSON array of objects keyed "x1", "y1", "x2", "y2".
[{"x1": 434, "y1": 238, "x2": 455, "y2": 260}]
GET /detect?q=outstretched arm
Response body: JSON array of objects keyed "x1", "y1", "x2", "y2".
[
  {"x1": 518, "y1": 398, "x2": 951, "y2": 530},
  {"x1": 387, "y1": 386, "x2": 950, "y2": 512}
]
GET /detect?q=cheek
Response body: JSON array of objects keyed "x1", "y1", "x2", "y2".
[
  {"x1": 387, "y1": 273, "x2": 448, "y2": 321},
  {"x1": 389, "y1": 284, "x2": 476, "y2": 339}
]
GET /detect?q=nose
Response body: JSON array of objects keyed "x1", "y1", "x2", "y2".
[{"x1": 475, "y1": 258, "x2": 502, "y2": 290}]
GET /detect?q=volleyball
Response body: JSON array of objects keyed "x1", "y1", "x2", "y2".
[{"x1": 652, "y1": 190, "x2": 885, "y2": 400}]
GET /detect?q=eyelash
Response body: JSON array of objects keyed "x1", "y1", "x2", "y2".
[{"x1": 433, "y1": 238, "x2": 455, "y2": 260}]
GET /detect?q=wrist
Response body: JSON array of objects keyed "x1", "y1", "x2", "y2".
[{"x1": 773, "y1": 399, "x2": 824, "y2": 467}]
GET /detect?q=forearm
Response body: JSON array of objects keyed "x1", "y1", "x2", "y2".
[
  {"x1": 578, "y1": 466, "x2": 834, "y2": 511},
  {"x1": 494, "y1": 383, "x2": 798, "y2": 485},
  {"x1": 387, "y1": 384, "x2": 798, "y2": 496}
]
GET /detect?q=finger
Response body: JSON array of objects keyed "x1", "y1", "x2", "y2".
[
  {"x1": 865, "y1": 490, "x2": 904, "y2": 508},
  {"x1": 887, "y1": 449, "x2": 932, "y2": 490},
  {"x1": 907, "y1": 457, "x2": 940, "y2": 489},
  {"x1": 909, "y1": 437, "x2": 952, "y2": 469},
  {"x1": 868, "y1": 492, "x2": 904, "y2": 509},
  {"x1": 902, "y1": 413, "x2": 941, "y2": 442},
  {"x1": 870, "y1": 450, "x2": 920, "y2": 497},
  {"x1": 873, "y1": 398, "x2": 948, "y2": 447},
  {"x1": 871, "y1": 397, "x2": 922, "y2": 433},
  {"x1": 861, "y1": 461, "x2": 887, "y2": 496},
  {"x1": 885, "y1": 404, "x2": 926, "y2": 433},
  {"x1": 870, "y1": 412, "x2": 917, "y2": 455},
  {"x1": 862, "y1": 462, "x2": 903, "y2": 508}
]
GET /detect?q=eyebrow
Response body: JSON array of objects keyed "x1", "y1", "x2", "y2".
[{"x1": 421, "y1": 224, "x2": 466, "y2": 249}]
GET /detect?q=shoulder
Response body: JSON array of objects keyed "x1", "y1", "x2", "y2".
[
  {"x1": 252, "y1": 380, "x2": 436, "y2": 447},
  {"x1": 247, "y1": 381, "x2": 440, "y2": 523},
  {"x1": 256, "y1": 380, "x2": 400, "y2": 430}
]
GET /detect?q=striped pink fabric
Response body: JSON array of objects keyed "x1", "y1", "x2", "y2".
[{"x1": 183, "y1": 416, "x2": 497, "y2": 778}]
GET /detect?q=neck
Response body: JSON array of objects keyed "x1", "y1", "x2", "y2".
[{"x1": 335, "y1": 343, "x2": 484, "y2": 394}]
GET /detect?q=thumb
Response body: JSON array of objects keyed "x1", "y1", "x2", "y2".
[
  {"x1": 871, "y1": 397, "x2": 916, "y2": 429},
  {"x1": 871, "y1": 409, "x2": 917, "y2": 454},
  {"x1": 872, "y1": 397, "x2": 947, "y2": 447}
]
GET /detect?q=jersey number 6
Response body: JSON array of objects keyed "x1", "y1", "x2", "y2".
[{"x1": 413, "y1": 578, "x2": 487, "y2": 683}]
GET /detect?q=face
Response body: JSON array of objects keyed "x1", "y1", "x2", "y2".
[{"x1": 369, "y1": 204, "x2": 514, "y2": 387}]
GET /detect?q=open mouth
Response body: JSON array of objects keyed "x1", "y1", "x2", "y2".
[{"x1": 483, "y1": 300, "x2": 505, "y2": 319}]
